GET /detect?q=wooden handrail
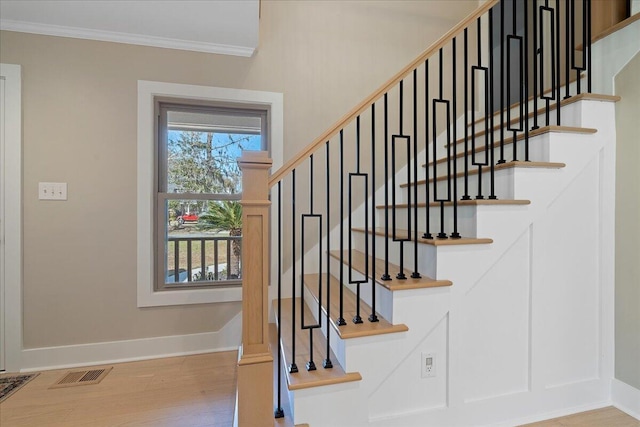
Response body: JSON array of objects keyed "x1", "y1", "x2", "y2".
[{"x1": 268, "y1": 0, "x2": 500, "y2": 188}]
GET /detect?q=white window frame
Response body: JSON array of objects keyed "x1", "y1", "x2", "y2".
[{"x1": 137, "y1": 81, "x2": 283, "y2": 307}]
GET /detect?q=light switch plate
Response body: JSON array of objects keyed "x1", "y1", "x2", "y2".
[{"x1": 39, "y1": 182, "x2": 67, "y2": 200}]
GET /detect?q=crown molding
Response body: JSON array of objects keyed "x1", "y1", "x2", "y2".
[{"x1": 0, "y1": 19, "x2": 256, "y2": 57}]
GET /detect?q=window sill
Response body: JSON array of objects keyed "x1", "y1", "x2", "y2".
[{"x1": 136, "y1": 283, "x2": 242, "y2": 308}]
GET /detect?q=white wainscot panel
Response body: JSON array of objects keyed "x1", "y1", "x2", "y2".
[
  {"x1": 535, "y1": 158, "x2": 600, "y2": 388},
  {"x1": 460, "y1": 228, "x2": 531, "y2": 403},
  {"x1": 368, "y1": 314, "x2": 449, "y2": 419}
]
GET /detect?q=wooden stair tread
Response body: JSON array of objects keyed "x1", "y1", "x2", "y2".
[
  {"x1": 303, "y1": 273, "x2": 408, "y2": 339},
  {"x1": 402, "y1": 161, "x2": 566, "y2": 187},
  {"x1": 329, "y1": 249, "x2": 452, "y2": 291},
  {"x1": 273, "y1": 298, "x2": 362, "y2": 391},
  {"x1": 427, "y1": 125, "x2": 596, "y2": 167},
  {"x1": 352, "y1": 227, "x2": 493, "y2": 246},
  {"x1": 581, "y1": 13, "x2": 640, "y2": 48},
  {"x1": 377, "y1": 199, "x2": 531, "y2": 209},
  {"x1": 449, "y1": 123, "x2": 596, "y2": 149},
  {"x1": 468, "y1": 92, "x2": 620, "y2": 131}
]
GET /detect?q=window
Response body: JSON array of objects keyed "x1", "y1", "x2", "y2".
[
  {"x1": 156, "y1": 103, "x2": 266, "y2": 291},
  {"x1": 137, "y1": 81, "x2": 283, "y2": 307}
]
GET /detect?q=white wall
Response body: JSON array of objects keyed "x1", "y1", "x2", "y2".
[{"x1": 590, "y1": 20, "x2": 640, "y2": 95}]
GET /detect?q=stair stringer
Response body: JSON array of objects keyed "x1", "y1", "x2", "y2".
[
  {"x1": 367, "y1": 98, "x2": 615, "y2": 425},
  {"x1": 279, "y1": 98, "x2": 616, "y2": 427},
  {"x1": 290, "y1": 286, "x2": 452, "y2": 427}
]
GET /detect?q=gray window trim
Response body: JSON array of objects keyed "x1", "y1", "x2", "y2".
[{"x1": 154, "y1": 99, "x2": 269, "y2": 292}]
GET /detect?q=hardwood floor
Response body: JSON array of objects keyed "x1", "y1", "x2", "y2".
[
  {"x1": 521, "y1": 406, "x2": 640, "y2": 426},
  {"x1": 0, "y1": 352, "x2": 238, "y2": 427},
  {"x1": 1, "y1": 351, "x2": 638, "y2": 427}
]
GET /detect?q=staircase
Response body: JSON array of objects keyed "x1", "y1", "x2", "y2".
[{"x1": 235, "y1": 1, "x2": 621, "y2": 426}]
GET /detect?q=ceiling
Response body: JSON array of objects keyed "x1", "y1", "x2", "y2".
[{"x1": 0, "y1": 0, "x2": 260, "y2": 57}]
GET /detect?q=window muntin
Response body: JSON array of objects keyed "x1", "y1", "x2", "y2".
[{"x1": 156, "y1": 103, "x2": 266, "y2": 291}]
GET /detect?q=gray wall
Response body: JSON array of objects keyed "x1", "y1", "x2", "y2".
[
  {"x1": 614, "y1": 52, "x2": 640, "y2": 390},
  {"x1": 0, "y1": 0, "x2": 477, "y2": 350}
]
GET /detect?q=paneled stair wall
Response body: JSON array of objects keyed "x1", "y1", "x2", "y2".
[
  {"x1": 270, "y1": 94, "x2": 617, "y2": 426},
  {"x1": 247, "y1": 1, "x2": 622, "y2": 426}
]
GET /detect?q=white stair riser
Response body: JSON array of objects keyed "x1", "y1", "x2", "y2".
[
  {"x1": 327, "y1": 255, "x2": 397, "y2": 322},
  {"x1": 425, "y1": 135, "x2": 551, "y2": 179},
  {"x1": 434, "y1": 99, "x2": 584, "y2": 165},
  {"x1": 350, "y1": 231, "x2": 438, "y2": 280},
  {"x1": 397, "y1": 131, "x2": 590, "y2": 204},
  {"x1": 375, "y1": 205, "x2": 480, "y2": 237},
  {"x1": 301, "y1": 282, "x2": 349, "y2": 369}
]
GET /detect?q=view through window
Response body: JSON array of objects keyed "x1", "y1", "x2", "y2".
[{"x1": 156, "y1": 103, "x2": 266, "y2": 290}]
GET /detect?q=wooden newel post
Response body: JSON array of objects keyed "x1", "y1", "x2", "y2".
[{"x1": 237, "y1": 151, "x2": 274, "y2": 427}]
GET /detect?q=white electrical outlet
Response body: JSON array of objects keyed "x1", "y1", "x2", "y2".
[
  {"x1": 38, "y1": 182, "x2": 67, "y2": 200},
  {"x1": 421, "y1": 352, "x2": 436, "y2": 378}
]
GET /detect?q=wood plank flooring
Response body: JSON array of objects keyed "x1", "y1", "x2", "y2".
[
  {"x1": 1, "y1": 350, "x2": 637, "y2": 427},
  {"x1": 521, "y1": 406, "x2": 639, "y2": 427},
  {"x1": 0, "y1": 352, "x2": 238, "y2": 427}
]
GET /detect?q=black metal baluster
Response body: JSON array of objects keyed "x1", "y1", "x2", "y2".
[
  {"x1": 412, "y1": 70, "x2": 423, "y2": 274},
  {"x1": 290, "y1": 169, "x2": 298, "y2": 373},
  {"x1": 451, "y1": 37, "x2": 461, "y2": 238},
  {"x1": 324, "y1": 142, "x2": 334, "y2": 368},
  {"x1": 476, "y1": 13, "x2": 484, "y2": 200},
  {"x1": 507, "y1": 0, "x2": 523, "y2": 162},
  {"x1": 571, "y1": 0, "x2": 582, "y2": 95},
  {"x1": 462, "y1": 27, "x2": 471, "y2": 201},
  {"x1": 274, "y1": 181, "x2": 284, "y2": 419},
  {"x1": 532, "y1": 0, "x2": 539, "y2": 130},
  {"x1": 382, "y1": 94, "x2": 392, "y2": 280},
  {"x1": 434, "y1": 48, "x2": 452, "y2": 236},
  {"x1": 472, "y1": 13, "x2": 490, "y2": 200},
  {"x1": 301, "y1": 156, "x2": 322, "y2": 372},
  {"x1": 393, "y1": 81, "x2": 409, "y2": 277},
  {"x1": 370, "y1": 105, "x2": 380, "y2": 321},
  {"x1": 488, "y1": 7, "x2": 497, "y2": 200},
  {"x1": 338, "y1": 130, "x2": 347, "y2": 325},
  {"x1": 498, "y1": 0, "x2": 506, "y2": 164},
  {"x1": 349, "y1": 116, "x2": 367, "y2": 322},
  {"x1": 587, "y1": 0, "x2": 592, "y2": 93},
  {"x1": 556, "y1": 0, "x2": 562, "y2": 125},
  {"x1": 423, "y1": 60, "x2": 433, "y2": 239},
  {"x1": 540, "y1": 1, "x2": 556, "y2": 127},
  {"x1": 524, "y1": 0, "x2": 531, "y2": 162},
  {"x1": 565, "y1": 0, "x2": 571, "y2": 100}
]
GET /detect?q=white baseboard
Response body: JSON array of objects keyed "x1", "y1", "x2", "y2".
[
  {"x1": 20, "y1": 312, "x2": 241, "y2": 372},
  {"x1": 612, "y1": 378, "x2": 640, "y2": 420}
]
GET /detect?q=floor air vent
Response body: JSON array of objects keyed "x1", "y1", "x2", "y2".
[{"x1": 50, "y1": 367, "x2": 112, "y2": 389}]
